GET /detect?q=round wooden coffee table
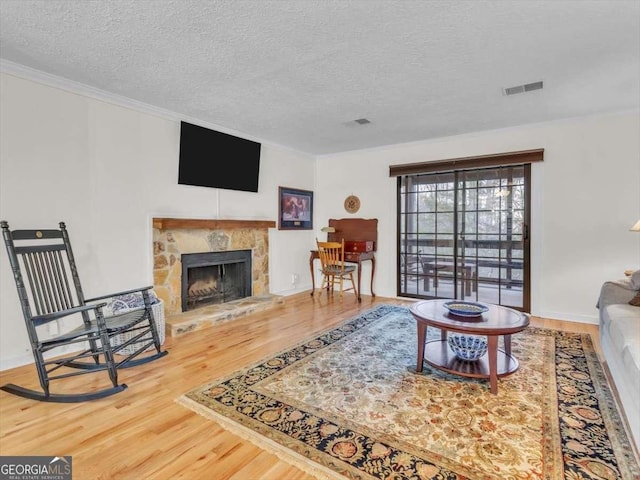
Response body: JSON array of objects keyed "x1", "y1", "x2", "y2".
[{"x1": 409, "y1": 299, "x2": 530, "y2": 394}]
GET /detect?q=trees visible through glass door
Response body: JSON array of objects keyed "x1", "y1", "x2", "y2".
[{"x1": 397, "y1": 165, "x2": 530, "y2": 311}]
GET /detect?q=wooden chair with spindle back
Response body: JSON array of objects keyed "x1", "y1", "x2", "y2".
[{"x1": 315, "y1": 238, "x2": 358, "y2": 301}]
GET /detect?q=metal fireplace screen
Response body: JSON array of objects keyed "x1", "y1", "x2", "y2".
[{"x1": 181, "y1": 250, "x2": 252, "y2": 312}]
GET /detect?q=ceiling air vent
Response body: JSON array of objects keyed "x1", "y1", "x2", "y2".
[{"x1": 503, "y1": 81, "x2": 543, "y2": 96}]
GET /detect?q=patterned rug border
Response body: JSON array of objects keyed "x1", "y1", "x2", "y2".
[
  {"x1": 177, "y1": 304, "x2": 640, "y2": 479},
  {"x1": 177, "y1": 395, "x2": 344, "y2": 480},
  {"x1": 175, "y1": 304, "x2": 400, "y2": 480},
  {"x1": 176, "y1": 305, "x2": 398, "y2": 480}
]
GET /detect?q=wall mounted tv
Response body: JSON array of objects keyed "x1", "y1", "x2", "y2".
[{"x1": 178, "y1": 121, "x2": 261, "y2": 192}]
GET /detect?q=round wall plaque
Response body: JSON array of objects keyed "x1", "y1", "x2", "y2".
[{"x1": 344, "y1": 195, "x2": 361, "y2": 214}]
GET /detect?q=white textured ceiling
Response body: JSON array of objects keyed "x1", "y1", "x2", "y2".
[{"x1": 1, "y1": 0, "x2": 639, "y2": 155}]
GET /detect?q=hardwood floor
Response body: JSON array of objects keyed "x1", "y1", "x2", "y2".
[{"x1": 0, "y1": 293, "x2": 603, "y2": 479}]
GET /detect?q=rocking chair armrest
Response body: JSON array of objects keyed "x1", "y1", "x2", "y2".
[
  {"x1": 85, "y1": 286, "x2": 154, "y2": 303},
  {"x1": 32, "y1": 303, "x2": 108, "y2": 326}
]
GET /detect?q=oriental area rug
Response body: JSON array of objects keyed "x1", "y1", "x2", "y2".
[{"x1": 177, "y1": 305, "x2": 640, "y2": 479}]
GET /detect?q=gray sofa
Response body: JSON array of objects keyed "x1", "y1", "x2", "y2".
[{"x1": 598, "y1": 270, "x2": 640, "y2": 449}]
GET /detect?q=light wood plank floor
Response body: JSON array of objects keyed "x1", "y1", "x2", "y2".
[{"x1": 0, "y1": 293, "x2": 604, "y2": 479}]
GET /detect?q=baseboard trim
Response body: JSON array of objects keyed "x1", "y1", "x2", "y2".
[
  {"x1": 0, "y1": 352, "x2": 34, "y2": 372},
  {"x1": 535, "y1": 310, "x2": 598, "y2": 325}
]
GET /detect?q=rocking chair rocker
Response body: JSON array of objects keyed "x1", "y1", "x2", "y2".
[{"x1": 1, "y1": 221, "x2": 168, "y2": 402}]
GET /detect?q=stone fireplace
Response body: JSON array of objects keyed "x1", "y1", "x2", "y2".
[{"x1": 152, "y1": 218, "x2": 279, "y2": 326}]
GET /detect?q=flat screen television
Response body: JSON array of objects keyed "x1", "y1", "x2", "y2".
[{"x1": 178, "y1": 121, "x2": 261, "y2": 192}]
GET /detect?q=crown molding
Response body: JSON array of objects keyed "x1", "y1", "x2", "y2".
[
  {"x1": 0, "y1": 59, "x2": 312, "y2": 157},
  {"x1": 316, "y1": 108, "x2": 640, "y2": 160},
  {"x1": 1, "y1": 58, "x2": 180, "y2": 121}
]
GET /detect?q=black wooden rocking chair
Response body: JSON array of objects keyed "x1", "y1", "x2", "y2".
[{"x1": 1, "y1": 221, "x2": 168, "y2": 402}]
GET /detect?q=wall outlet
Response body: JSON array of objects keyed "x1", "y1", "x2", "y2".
[{"x1": 291, "y1": 273, "x2": 299, "y2": 285}]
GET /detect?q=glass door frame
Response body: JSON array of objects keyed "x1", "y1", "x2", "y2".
[{"x1": 397, "y1": 164, "x2": 531, "y2": 312}]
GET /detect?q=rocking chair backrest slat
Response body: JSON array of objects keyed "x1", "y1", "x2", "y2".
[
  {"x1": 2, "y1": 222, "x2": 84, "y2": 321},
  {"x1": 24, "y1": 252, "x2": 46, "y2": 315},
  {"x1": 52, "y1": 250, "x2": 74, "y2": 310},
  {"x1": 44, "y1": 250, "x2": 68, "y2": 312},
  {"x1": 20, "y1": 247, "x2": 80, "y2": 317},
  {"x1": 26, "y1": 250, "x2": 74, "y2": 314},
  {"x1": 36, "y1": 252, "x2": 54, "y2": 313}
]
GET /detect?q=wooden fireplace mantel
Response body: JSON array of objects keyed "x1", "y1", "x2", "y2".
[{"x1": 153, "y1": 218, "x2": 276, "y2": 230}]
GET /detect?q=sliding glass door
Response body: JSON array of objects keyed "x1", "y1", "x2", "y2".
[{"x1": 398, "y1": 164, "x2": 530, "y2": 311}]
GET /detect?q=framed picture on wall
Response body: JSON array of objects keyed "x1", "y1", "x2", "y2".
[{"x1": 278, "y1": 187, "x2": 313, "y2": 230}]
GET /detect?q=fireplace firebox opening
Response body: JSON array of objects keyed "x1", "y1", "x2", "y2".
[{"x1": 181, "y1": 250, "x2": 252, "y2": 312}]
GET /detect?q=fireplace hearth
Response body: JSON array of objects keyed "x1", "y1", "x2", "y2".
[{"x1": 181, "y1": 250, "x2": 251, "y2": 312}]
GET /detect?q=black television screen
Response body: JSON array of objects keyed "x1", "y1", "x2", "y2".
[{"x1": 178, "y1": 121, "x2": 261, "y2": 192}]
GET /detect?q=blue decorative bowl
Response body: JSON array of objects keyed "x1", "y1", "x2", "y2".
[
  {"x1": 447, "y1": 334, "x2": 488, "y2": 361},
  {"x1": 443, "y1": 301, "x2": 489, "y2": 317}
]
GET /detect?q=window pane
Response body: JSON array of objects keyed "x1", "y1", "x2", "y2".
[
  {"x1": 460, "y1": 188, "x2": 477, "y2": 209},
  {"x1": 436, "y1": 213, "x2": 454, "y2": 234},
  {"x1": 417, "y1": 213, "x2": 435, "y2": 232},
  {"x1": 418, "y1": 191, "x2": 436, "y2": 212},
  {"x1": 462, "y1": 212, "x2": 477, "y2": 231},
  {"x1": 436, "y1": 190, "x2": 454, "y2": 212},
  {"x1": 402, "y1": 192, "x2": 418, "y2": 213}
]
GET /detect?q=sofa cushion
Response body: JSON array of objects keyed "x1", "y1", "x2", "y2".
[
  {"x1": 598, "y1": 279, "x2": 640, "y2": 451},
  {"x1": 605, "y1": 304, "x2": 640, "y2": 353},
  {"x1": 621, "y1": 338, "x2": 640, "y2": 389},
  {"x1": 601, "y1": 303, "x2": 637, "y2": 333}
]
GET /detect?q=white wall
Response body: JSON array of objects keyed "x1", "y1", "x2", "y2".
[
  {"x1": 315, "y1": 112, "x2": 640, "y2": 323},
  {"x1": 0, "y1": 73, "x2": 315, "y2": 369},
  {"x1": 2, "y1": 71, "x2": 639, "y2": 370}
]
